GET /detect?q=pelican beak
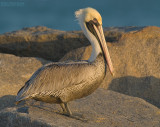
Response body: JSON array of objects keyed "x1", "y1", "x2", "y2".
[{"x1": 93, "y1": 25, "x2": 114, "y2": 76}]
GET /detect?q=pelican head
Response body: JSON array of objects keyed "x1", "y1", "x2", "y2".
[{"x1": 75, "y1": 7, "x2": 114, "y2": 75}]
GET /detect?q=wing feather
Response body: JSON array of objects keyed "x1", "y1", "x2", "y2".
[{"x1": 16, "y1": 61, "x2": 96, "y2": 102}]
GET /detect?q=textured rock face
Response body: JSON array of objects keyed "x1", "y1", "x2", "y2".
[
  {"x1": 0, "y1": 26, "x2": 125, "y2": 61},
  {"x1": 0, "y1": 26, "x2": 160, "y2": 126},
  {"x1": 0, "y1": 89, "x2": 160, "y2": 127},
  {"x1": 0, "y1": 53, "x2": 49, "y2": 111},
  {"x1": 0, "y1": 26, "x2": 88, "y2": 61}
]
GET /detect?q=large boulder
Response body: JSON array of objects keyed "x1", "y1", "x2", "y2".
[
  {"x1": 0, "y1": 88, "x2": 160, "y2": 127},
  {"x1": 0, "y1": 53, "x2": 49, "y2": 111},
  {"x1": 0, "y1": 26, "x2": 86, "y2": 61},
  {"x1": 0, "y1": 26, "x2": 130, "y2": 61}
]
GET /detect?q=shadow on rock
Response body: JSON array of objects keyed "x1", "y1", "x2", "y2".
[
  {"x1": 0, "y1": 26, "x2": 123, "y2": 62},
  {"x1": 0, "y1": 95, "x2": 16, "y2": 110},
  {"x1": 0, "y1": 38, "x2": 89, "y2": 62},
  {"x1": 17, "y1": 106, "x2": 29, "y2": 114},
  {"x1": 108, "y1": 76, "x2": 160, "y2": 108}
]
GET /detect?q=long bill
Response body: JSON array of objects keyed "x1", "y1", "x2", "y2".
[{"x1": 93, "y1": 25, "x2": 114, "y2": 76}]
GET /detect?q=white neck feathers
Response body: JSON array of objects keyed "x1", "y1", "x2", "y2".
[{"x1": 79, "y1": 22, "x2": 102, "y2": 62}]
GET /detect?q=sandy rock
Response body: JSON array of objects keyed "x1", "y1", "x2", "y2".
[
  {"x1": 60, "y1": 26, "x2": 160, "y2": 108},
  {"x1": 0, "y1": 89, "x2": 160, "y2": 127},
  {"x1": 0, "y1": 26, "x2": 134, "y2": 61},
  {"x1": 0, "y1": 53, "x2": 49, "y2": 110},
  {"x1": 0, "y1": 26, "x2": 88, "y2": 61}
]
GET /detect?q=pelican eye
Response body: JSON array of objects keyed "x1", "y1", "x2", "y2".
[{"x1": 92, "y1": 18, "x2": 100, "y2": 26}]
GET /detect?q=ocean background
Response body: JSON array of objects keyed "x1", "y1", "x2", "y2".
[{"x1": 0, "y1": 0, "x2": 160, "y2": 34}]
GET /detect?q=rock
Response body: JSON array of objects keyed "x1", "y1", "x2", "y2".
[
  {"x1": 0, "y1": 89, "x2": 160, "y2": 127},
  {"x1": 0, "y1": 26, "x2": 88, "y2": 61},
  {"x1": 60, "y1": 26, "x2": 160, "y2": 108},
  {"x1": 0, "y1": 26, "x2": 131, "y2": 61},
  {"x1": 0, "y1": 53, "x2": 49, "y2": 110},
  {"x1": 60, "y1": 45, "x2": 92, "y2": 62},
  {"x1": 104, "y1": 26, "x2": 145, "y2": 32}
]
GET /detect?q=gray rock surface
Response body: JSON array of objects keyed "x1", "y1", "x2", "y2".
[
  {"x1": 1, "y1": 89, "x2": 160, "y2": 127},
  {"x1": 0, "y1": 53, "x2": 49, "y2": 111},
  {"x1": 0, "y1": 26, "x2": 160, "y2": 126}
]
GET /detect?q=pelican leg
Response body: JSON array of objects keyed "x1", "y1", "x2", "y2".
[
  {"x1": 60, "y1": 103, "x2": 67, "y2": 112},
  {"x1": 64, "y1": 102, "x2": 72, "y2": 116}
]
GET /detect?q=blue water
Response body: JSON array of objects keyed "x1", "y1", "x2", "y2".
[{"x1": 0, "y1": 0, "x2": 160, "y2": 34}]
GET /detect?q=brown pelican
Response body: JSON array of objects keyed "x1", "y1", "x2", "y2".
[{"x1": 16, "y1": 7, "x2": 114, "y2": 116}]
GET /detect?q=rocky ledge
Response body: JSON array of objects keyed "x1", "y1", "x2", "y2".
[{"x1": 0, "y1": 26, "x2": 160, "y2": 127}]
